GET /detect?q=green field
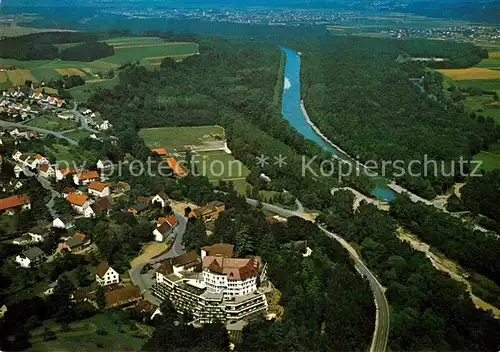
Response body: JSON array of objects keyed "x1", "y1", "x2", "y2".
[
  {"x1": 103, "y1": 37, "x2": 165, "y2": 45},
  {"x1": 476, "y1": 58, "x2": 500, "y2": 68},
  {"x1": 193, "y1": 151, "x2": 250, "y2": 181},
  {"x1": 457, "y1": 79, "x2": 500, "y2": 93},
  {"x1": 139, "y1": 125, "x2": 225, "y2": 151},
  {"x1": 63, "y1": 129, "x2": 93, "y2": 140},
  {"x1": 45, "y1": 144, "x2": 80, "y2": 164},
  {"x1": 69, "y1": 76, "x2": 120, "y2": 102},
  {"x1": 473, "y1": 151, "x2": 500, "y2": 172},
  {"x1": 29, "y1": 311, "x2": 151, "y2": 352},
  {"x1": 102, "y1": 43, "x2": 199, "y2": 65},
  {"x1": 26, "y1": 114, "x2": 77, "y2": 131}
]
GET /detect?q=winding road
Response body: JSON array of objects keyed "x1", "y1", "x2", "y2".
[
  {"x1": 0, "y1": 119, "x2": 79, "y2": 145},
  {"x1": 244, "y1": 197, "x2": 390, "y2": 352}
]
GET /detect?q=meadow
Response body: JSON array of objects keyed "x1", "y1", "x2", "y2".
[
  {"x1": 438, "y1": 67, "x2": 500, "y2": 80},
  {"x1": 139, "y1": 125, "x2": 225, "y2": 151},
  {"x1": 26, "y1": 114, "x2": 78, "y2": 131},
  {"x1": 193, "y1": 150, "x2": 250, "y2": 181},
  {"x1": 0, "y1": 37, "x2": 199, "y2": 90},
  {"x1": 28, "y1": 311, "x2": 151, "y2": 352}
]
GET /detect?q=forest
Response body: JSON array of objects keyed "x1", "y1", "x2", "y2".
[
  {"x1": 319, "y1": 191, "x2": 500, "y2": 351},
  {"x1": 301, "y1": 35, "x2": 499, "y2": 198},
  {"x1": 0, "y1": 32, "x2": 117, "y2": 61}
]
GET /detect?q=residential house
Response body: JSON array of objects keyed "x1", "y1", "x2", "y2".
[
  {"x1": 95, "y1": 262, "x2": 120, "y2": 286},
  {"x1": 1, "y1": 180, "x2": 24, "y2": 193},
  {"x1": 0, "y1": 194, "x2": 31, "y2": 215},
  {"x1": 60, "y1": 232, "x2": 91, "y2": 252},
  {"x1": 67, "y1": 193, "x2": 93, "y2": 217},
  {"x1": 87, "y1": 181, "x2": 110, "y2": 198},
  {"x1": 165, "y1": 157, "x2": 185, "y2": 176},
  {"x1": 112, "y1": 181, "x2": 130, "y2": 193},
  {"x1": 89, "y1": 197, "x2": 111, "y2": 217},
  {"x1": 105, "y1": 285, "x2": 142, "y2": 309},
  {"x1": 61, "y1": 187, "x2": 76, "y2": 198},
  {"x1": 53, "y1": 214, "x2": 75, "y2": 229},
  {"x1": 155, "y1": 252, "x2": 202, "y2": 283},
  {"x1": 98, "y1": 120, "x2": 112, "y2": 131},
  {"x1": 56, "y1": 168, "x2": 76, "y2": 182},
  {"x1": 0, "y1": 304, "x2": 7, "y2": 319},
  {"x1": 42, "y1": 280, "x2": 58, "y2": 296},
  {"x1": 15, "y1": 247, "x2": 45, "y2": 268},
  {"x1": 24, "y1": 226, "x2": 49, "y2": 243},
  {"x1": 151, "y1": 148, "x2": 168, "y2": 157},
  {"x1": 153, "y1": 215, "x2": 177, "y2": 242},
  {"x1": 73, "y1": 171, "x2": 100, "y2": 185},
  {"x1": 128, "y1": 203, "x2": 149, "y2": 216},
  {"x1": 39, "y1": 163, "x2": 55, "y2": 179},
  {"x1": 96, "y1": 158, "x2": 112, "y2": 171},
  {"x1": 151, "y1": 191, "x2": 170, "y2": 209},
  {"x1": 134, "y1": 300, "x2": 162, "y2": 321},
  {"x1": 193, "y1": 201, "x2": 226, "y2": 222}
]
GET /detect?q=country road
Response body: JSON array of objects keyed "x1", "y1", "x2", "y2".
[
  {"x1": 244, "y1": 197, "x2": 389, "y2": 352},
  {"x1": 0, "y1": 119, "x2": 79, "y2": 145},
  {"x1": 71, "y1": 102, "x2": 100, "y2": 133}
]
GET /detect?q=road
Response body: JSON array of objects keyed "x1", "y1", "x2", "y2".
[
  {"x1": 0, "y1": 119, "x2": 79, "y2": 145},
  {"x1": 71, "y1": 102, "x2": 100, "y2": 133},
  {"x1": 36, "y1": 174, "x2": 61, "y2": 218},
  {"x1": 244, "y1": 197, "x2": 389, "y2": 352},
  {"x1": 128, "y1": 211, "x2": 187, "y2": 305}
]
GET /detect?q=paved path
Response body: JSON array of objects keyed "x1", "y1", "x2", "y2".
[
  {"x1": 244, "y1": 197, "x2": 389, "y2": 352},
  {"x1": 128, "y1": 211, "x2": 187, "y2": 305},
  {"x1": 36, "y1": 174, "x2": 60, "y2": 218},
  {"x1": 71, "y1": 102, "x2": 100, "y2": 134},
  {"x1": 0, "y1": 119, "x2": 79, "y2": 145}
]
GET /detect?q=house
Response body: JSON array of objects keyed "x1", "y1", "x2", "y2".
[
  {"x1": 73, "y1": 171, "x2": 100, "y2": 185},
  {"x1": 135, "y1": 300, "x2": 162, "y2": 321},
  {"x1": 98, "y1": 120, "x2": 112, "y2": 131},
  {"x1": 105, "y1": 285, "x2": 142, "y2": 308},
  {"x1": 13, "y1": 165, "x2": 24, "y2": 178},
  {"x1": 151, "y1": 148, "x2": 168, "y2": 157},
  {"x1": 128, "y1": 203, "x2": 149, "y2": 216},
  {"x1": 87, "y1": 181, "x2": 110, "y2": 198},
  {"x1": 0, "y1": 194, "x2": 31, "y2": 215},
  {"x1": 25, "y1": 226, "x2": 49, "y2": 243},
  {"x1": 1, "y1": 180, "x2": 24, "y2": 193},
  {"x1": 96, "y1": 158, "x2": 112, "y2": 171},
  {"x1": 57, "y1": 111, "x2": 74, "y2": 120},
  {"x1": 42, "y1": 280, "x2": 58, "y2": 296},
  {"x1": 53, "y1": 214, "x2": 75, "y2": 229},
  {"x1": 165, "y1": 157, "x2": 185, "y2": 176},
  {"x1": 155, "y1": 252, "x2": 202, "y2": 283},
  {"x1": 89, "y1": 197, "x2": 111, "y2": 217},
  {"x1": 56, "y1": 168, "x2": 76, "y2": 182},
  {"x1": 153, "y1": 215, "x2": 177, "y2": 242},
  {"x1": 39, "y1": 163, "x2": 55, "y2": 178},
  {"x1": 15, "y1": 247, "x2": 45, "y2": 268},
  {"x1": 61, "y1": 187, "x2": 76, "y2": 198},
  {"x1": 67, "y1": 193, "x2": 93, "y2": 216},
  {"x1": 0, "y1": 304, "x2": 7, "y2": 318},
  {"x1": 193, "y1": 201, "x2": 226, "y2": 222},
  {"x1": 60, "y1": 232, "x2": 90, "y2": 252},
  {"x1": 151, "y1": 191, "x2": 170, "y2": 208},
  {"x1": 95, "y1": 262, "x2": 120, "y2": 286}
]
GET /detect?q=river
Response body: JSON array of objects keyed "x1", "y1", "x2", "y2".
[{"x1": 279, "y1": 46, "x2": 396, "y2": 201}]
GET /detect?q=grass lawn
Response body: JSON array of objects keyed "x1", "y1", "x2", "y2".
[
  {"x1": 193, "y1": 151, "x2": 249, "y2": 181},
  {"x1": 139, "y1": 125, "x2": 225, "y2": 151},
  {"x1": 45, "y1": 144, "x2": 79, "y2": 164},
  {"x1": 63, "y1": 129, "x2": 93, "y2": 140},
  {"x1": 473, "y1": 151, "x2": 500, "y2": 172},
  {"x1": 69, "y1": 76, "x2": 120, "y2": 102},
  {"x1": 29, "y1": 311, "x2": 152, "y2": 351},
  {"x1": 101, "y1": 43, "x2": 199, "y2": 65},
  {"x1": 27, "y1": 114, "x2": 78, "y2": 132}
]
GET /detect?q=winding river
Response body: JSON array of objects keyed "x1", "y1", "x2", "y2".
[{"x1": 280, "y1": 46, "x2": 396, "y2": 201}]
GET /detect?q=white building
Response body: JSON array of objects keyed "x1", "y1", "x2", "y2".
[
  {"x1": 15, "y1": 247, "x2": 45, "y2": 268},
  {"x1": 53, "y1": 214, "x2": 74, "y2": 229},
  {"x1": 73, "y1": 171, "x2": 100, "y2": 185},
  {"x1": 151, "y1": 192, "x2": 170, "y2": 208},
  {"x1": 95, "y1": 263, "x2": 120, "y2": 286},
  {"x1": 87, "y1": 181, "x2": 110, "y2": 198}
]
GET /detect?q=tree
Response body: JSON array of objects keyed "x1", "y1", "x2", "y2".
[
  {"x1": 160, "y1": 57, "x2": 176, "y2": 69},
  {"x1": 96, "y1": 286, "x2": 106, "y2": 310},
  {"x1": 52, "y1": 197, "x2": 73, "y2": 215},
  {"x1": 75, "y1": 265, "x2": 91, "y2": 287}
]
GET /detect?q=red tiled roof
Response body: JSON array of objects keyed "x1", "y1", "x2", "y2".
[
  {"x1": 88, "y1": 181, "x2": 107, "y2": 192},
  {"x1": 105, "y1": 285, "x2": 142, "y2": 308},
  {"x1": 0, "y1": 194, "x2": 30, "y2": 211},
  {"x1": 76, "y1": 171, "x2": 99, "y2": 181},
  {"x1": 157, "y1": 214, "x2": 176, "y2": 227},
  {"x1": 67, "y1": 193, "x2": 88, "y2": 206},
  {"x1": 152, "y1": 148, "x2": 168, "y2": 156},
  {"x1": 58, "y1": 168, "x2": 76, "y2": 175},
  {"x1": 165, "y1": 157, "x2": 185, "y2": 175}
]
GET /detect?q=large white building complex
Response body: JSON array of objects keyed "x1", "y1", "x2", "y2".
[{"x1": 153, "y1": 244, "x2": 268, "y2": 324}]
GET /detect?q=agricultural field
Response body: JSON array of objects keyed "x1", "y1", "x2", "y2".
[
  {"x1": 438, "y1": 67, "x2": 500, "y2": 80},
  {"x1": 139, "y1": 125, "x2": 225, "y2": 151},
  {"x1": 6, "y1": 69, "x2": 38, "y2": 85},
  {"x1": 55, "y1": 68, "x2": 87, "y2": 76},
  {"x1": 193, "y1": 150, "x2": 250, "y2": 182},
  {"x1": 26, "y1": 114, "x2": 78, "y2": 132},
  {"x1": 28, "y1": 311, "x2": 151, "y2": 352}
]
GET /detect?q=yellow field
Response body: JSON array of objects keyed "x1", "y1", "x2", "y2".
[
  {"x1": 6, "y1": 69, "x2": 38, "y2": 86},
  {"x1": 55, "y1": 68, "x2": 87, "y2": 76},
  {"x1": 488, "y1": 51, "x2": 500, "y2": 58},
  {"x1": 438, "y1": 68, "x2": 500, "y2": 80},
  {"x1": 0, "y1": 72, "x2": 8, "y2": 83}
]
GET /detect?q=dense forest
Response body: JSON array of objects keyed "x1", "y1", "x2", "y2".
[
  {"x1": 389, "y1": 195, "x2": 500, "y2": 286},
  {"x1": 319, "y1": 191, "x2": 500, "y2": 351},
  {"x1": 59, "y1": 42, "x2": 115, "y2": 62},
  {"x1": 0, "y1": 32, "x2": 115, "y2": 61},
  {"x1": 301, "y1": 35, "x2": 499, "y2": 198}
]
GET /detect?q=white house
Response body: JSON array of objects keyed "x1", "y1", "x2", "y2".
[
  {"x1": 87, "y1": 181, "x2": 110, "y2": 198},
  {"x1": 153, "y1": 215, "x2": 177, "y2": 242},
  {"x1": 95, "y1": 262, "x2": 120, "y2": 286},
  {"x1": 15, "y1": 247, "x2": 45, "y2": 268},
  {"x1": 151, "y1": 192, "x2": 170, "y2": 208},
  {"x1": 55, "y1": 168, "x2": 76, "y2": 182},
  {"x1": 25, "y1": 226, "x2": 49, "y2": 243},
  {"x1": 96, "y1": 158, "x2": 112, "y2": 171},
  {"x1": 52, "y1": 214, "x2": 74, "y2": 229},
  {"x1": 73, "y1": 171, "x2": 100, "y2": 185},
  {"x1": 39, "y1": 164, "x2": 55, "y2": 178},
  {"x1": 98, "y1": 120, "x2": 112, "y2": 131},
  {"x1": 66, "y1": 193, "x2": 93, "y2": 215}
]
